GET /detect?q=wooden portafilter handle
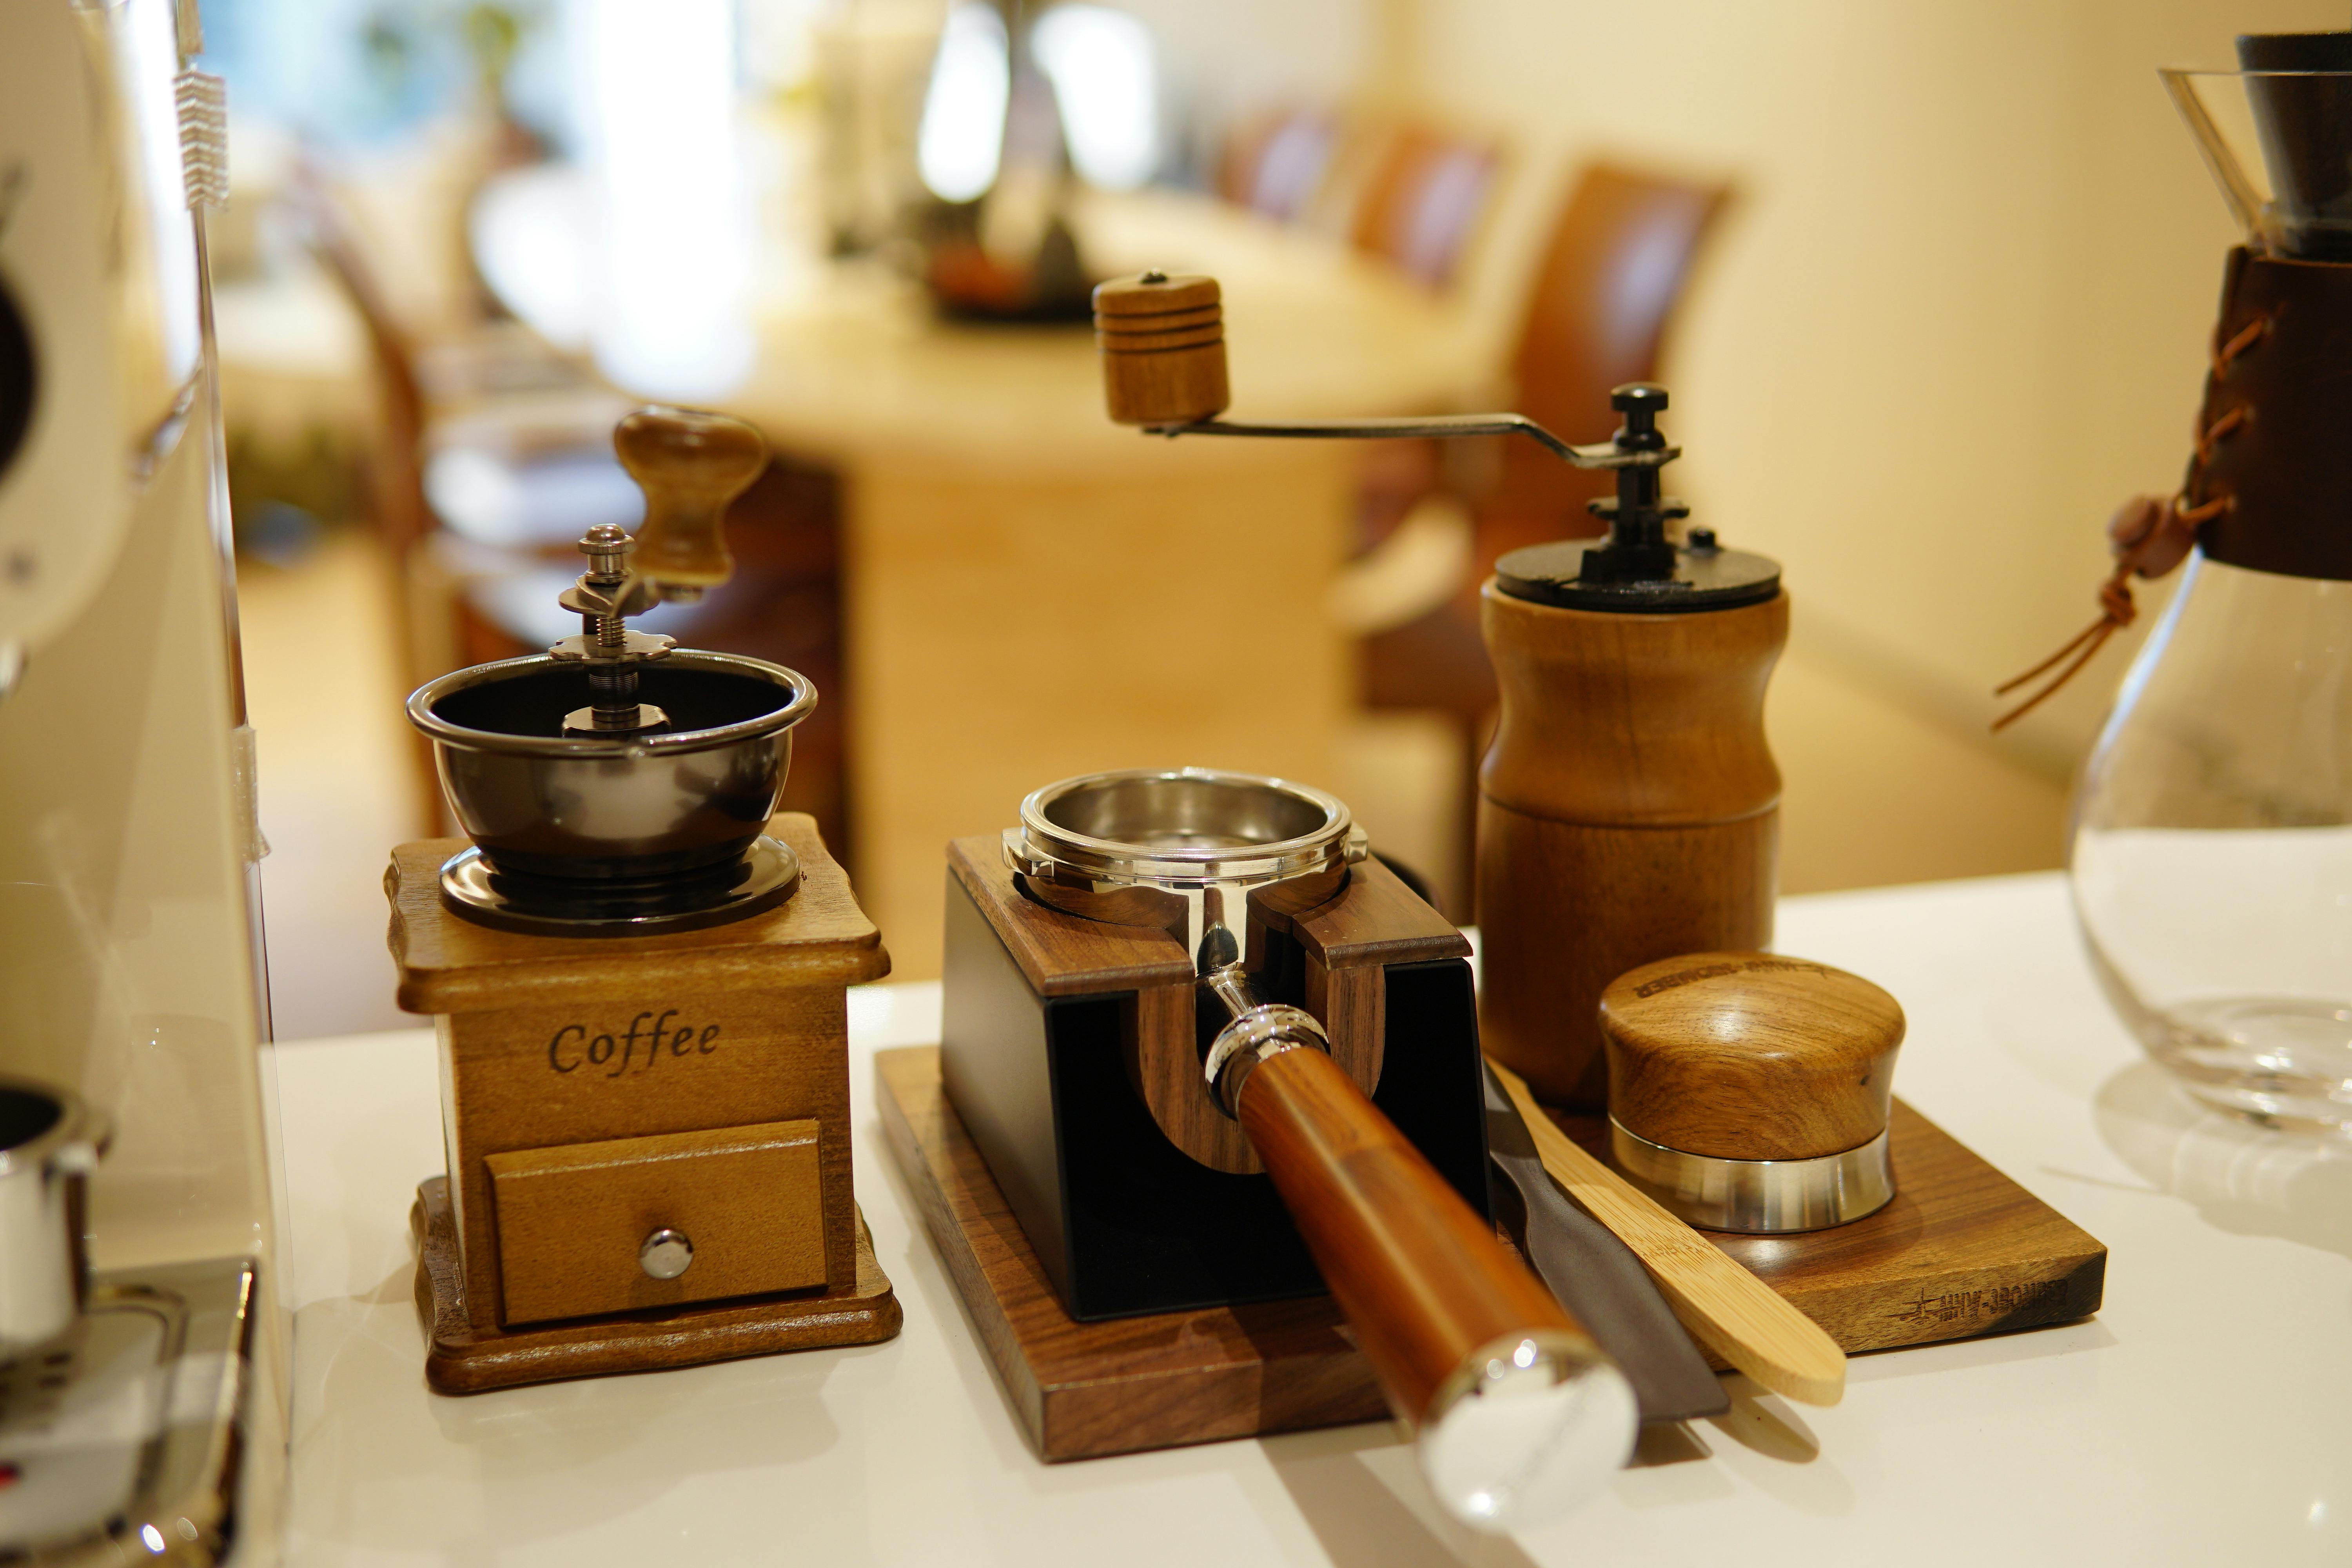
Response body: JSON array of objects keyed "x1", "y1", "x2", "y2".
[
  {"x1": 613, "y1": 406, "x2": 769, "y2": 597},
  {"x1": 1094, "y1": 271, "x2": 1229, "y2": 425},
  {"x1": 1224, "y1": 1040, "x2": 1638, "y2": 1530}
]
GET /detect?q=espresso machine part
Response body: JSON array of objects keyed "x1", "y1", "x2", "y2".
[
  {"x1": 408, "y1": 408, "x2": 817, "y2": 936},
  {"x1": 995, "y1": 768, "x2": 1638, "y2": 1531},
  {"x1": 0, "y1": 1, "x2": 285, "y2": 1559},
  {"x1": 0, "y1": 1080, "x2": 105, "y2": 1350},
  {"x1": 1094, "y1": 274, "x2": 1787, "y2": 1109},
  {"x1": 1598, "y1": 953, "x2": 1904, "y2": 1233},
  {"x1": 390, "y1": 405, "x2": 899, "y2": 1393}
]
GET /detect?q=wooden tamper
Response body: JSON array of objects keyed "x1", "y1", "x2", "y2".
[{"x1": 1597, "y1": 952, "x2": 1904, "y2": 1233}]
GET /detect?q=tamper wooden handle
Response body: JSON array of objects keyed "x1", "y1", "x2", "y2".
[
  {"x1": 1237, "y1": 1046, "x2": 1635, "y2": 1525},
  {"x1": 1599, "y1": 952, "x2": 1904, "y2": 1161},
  {"x1": 1094, "y1": 271, "x2": 1229, "y2": 425},
  {"x1": 613, "y1": 406, "x2": 769, "y2": 593}
]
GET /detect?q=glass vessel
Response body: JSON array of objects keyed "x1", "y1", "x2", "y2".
[{"x1": 2072, "y1": 52, "x2": 2352, "y2": 1134}]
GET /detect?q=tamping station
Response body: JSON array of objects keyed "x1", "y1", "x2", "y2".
[
  {"x1": 385, "y1": 407, "x2": 900, "y2": 1392},
  {"x1": 939, "y1": 768, "x2": 1641, "y2": 1530}
]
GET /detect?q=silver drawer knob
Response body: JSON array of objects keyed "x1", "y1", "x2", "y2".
[{"x1": 638, "y1": 1227, "x2": 694, "y2": 1280}]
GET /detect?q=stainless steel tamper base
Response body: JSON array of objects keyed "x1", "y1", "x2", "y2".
[
  {"x1": 438, "y1": 836, "x2": 802, "y2": 937},
  {"x1": 1417, "y1": 1330, "x2": 1639, "y2": 1532},
  {"x1": 1609, "y1": 1118, "x2": 1895, "y2": 1234}
]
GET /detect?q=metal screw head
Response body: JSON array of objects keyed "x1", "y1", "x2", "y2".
[{"x1": 638, "y1": 1228, "x2": 694, "y2": 1280}]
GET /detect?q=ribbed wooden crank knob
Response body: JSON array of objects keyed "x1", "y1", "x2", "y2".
[
  {"x1": 1094, "y1": 270, "x2": 1229, "y2": 425},
  {"x1": 613, "y1": 406, "x2": 769, "y2": 595},
  {"x1": 1597, "y1": 952, "x2": 1905, "y2": 1232}
]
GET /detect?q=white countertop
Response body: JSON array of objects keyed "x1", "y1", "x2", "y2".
[{"x1": 272, "y1": 872, "x2": 2352, "y2": 1565}]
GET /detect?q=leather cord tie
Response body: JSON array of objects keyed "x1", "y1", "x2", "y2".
[{"x1": 1990, "y1": 313, "x2": 2266, "y2": 731}]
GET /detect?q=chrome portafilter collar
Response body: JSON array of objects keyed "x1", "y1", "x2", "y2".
[{"x1": 1004, "y1": 768, "x2": 1368, "y2": 1111}]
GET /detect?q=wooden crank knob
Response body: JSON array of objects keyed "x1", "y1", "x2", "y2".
[
  {"x1": 1094, "y1": 270, "x2": 1229, "y2": 426},
  {"x1": 613, "y1": 406, "x2": 769, "y2": 595},
  {"x1": 1230, "y1": 1044, "x2": 1636, "y2": 1528},
  {"x1": 1597, "y1": 952, "x2": 1905, "y2": 1233}
]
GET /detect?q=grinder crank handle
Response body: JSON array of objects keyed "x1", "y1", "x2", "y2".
[
  {"x1": 612, "y1": 406, "x2": 769, "y2": 598},
  {"x1": 1230, "y1": 1044, "x2": 1639, "y2": 1531}
]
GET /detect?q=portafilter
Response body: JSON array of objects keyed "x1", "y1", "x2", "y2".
[{"x1": 1006, "y1": 768, "x2": 1638, "y2": 1531}]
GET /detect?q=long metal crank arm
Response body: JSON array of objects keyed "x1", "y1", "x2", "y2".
[{"x1": 1140, "y1": 414, "x2": 1679, "y2": 469}]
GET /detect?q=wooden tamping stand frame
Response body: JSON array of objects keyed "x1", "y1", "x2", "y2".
[{"x1": 388, "y1": 409, "x2": 899, "y2": 1393}]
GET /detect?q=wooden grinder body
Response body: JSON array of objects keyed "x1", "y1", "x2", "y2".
[
  {"x1": 937, "y1": 836, "x2": 1493, "y2": 1323},
  {"x1": 387, "y1": 813, "x2": 901, "y2": 1392},
  {"x1": 1477, "y1": 581, "x2": 1788, "y2": 1107}
]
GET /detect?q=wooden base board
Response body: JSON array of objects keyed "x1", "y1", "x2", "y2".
[
  {"x1": 877, "y1": 1045, "x2": 2105, "y2": 1461},
  {"x1": 1544, "y1": 1102, "x2": 2105, "y2": 1363},
  {"x1": 411, "y1": 1176, "x2": 901, "y2": 1395},
  {"x1": 877, "y1": 1047, "x2": 1385, "y2": 1461}
]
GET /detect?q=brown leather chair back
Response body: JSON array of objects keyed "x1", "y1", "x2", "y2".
[
  {"x1": 1350, "y1": 127, "x2": 1503, "y2": 289},
  {"x1": 1217, "y1": 107, "x2": 1339, "y2": 222},
  {"x1": 1486, "y1": 163, "x2": 1732, "y2": 543}
]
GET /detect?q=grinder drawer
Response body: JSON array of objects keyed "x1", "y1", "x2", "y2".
[{"x1": 485, "y1": 1120, "x2": 828, "y2": 1326}]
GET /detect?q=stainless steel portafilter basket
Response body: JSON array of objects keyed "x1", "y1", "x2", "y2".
[
  {"x1": 408, "y1": 650, "x2": 817, "y2": 936},
  {"x1": 1000, "y1": 766, "x2": 1637, "y2": 1531},
  {"x1": 0, "y1": 1076, "x2": 106, "y2": 1350}
]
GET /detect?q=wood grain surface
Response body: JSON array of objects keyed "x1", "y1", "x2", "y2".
[
  {"x1": 387, "y1": 813, "x2": 890, "y2": 1016},
  {"x1": 1095, "y1": 272, "x2": 1230, "y2": 426},
  {"x1": 1476, "y1": 802, "x2": 1775, "y2": 1106},
  {"x1": 1475, "y1": 583, "x2": 1787, "y2": 1108},
  {"x1": 485, "y1": 1120, "x2": 827, "y2": 1325},
  {"x1": 613, "y1": 405, "x2": 769, "y2": 591},
  {"x1": 413, "y1": 1177, "x2": 898, "y2": 1395},
  {"x1": 1237, "y1": 1046, "x2": 1584, "y2": 1427},
  {"x1": 944, "y1": 839, "x2": 1453, "y2": 1175},
  {"x1": 1488, "y1": 1055, "x2": 1846, "y2": 1405},
  {"x1": 1599, "y1": 951, "x2": 1905, "y2": 1160},
  {"x1": 877, "y1": 1045, "x2": 1388, "y2": 1460},
  {"x1": 884, "y1": 1046, "x2": 2105, "y2": 1457},
  {"x1": 397, "y1": 812, "x2": 879, "y2": 1339}
]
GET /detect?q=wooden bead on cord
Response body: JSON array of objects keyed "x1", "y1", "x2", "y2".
[{"x1": 1094, "y1": 271, "x2": 1229, "y2": 426}]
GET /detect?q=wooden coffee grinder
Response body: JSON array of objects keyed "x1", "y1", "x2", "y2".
[
  {"x1": 386, "y1": 407, "x2": 899, "y2": 1394},
  {"x1": 1098, "y1": 272, "x2": 1786, "y2": 1110}
]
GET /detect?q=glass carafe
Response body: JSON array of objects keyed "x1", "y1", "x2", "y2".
[{"x1": 2071, "y1": 48, "x2": 2352, "y2": 1134}]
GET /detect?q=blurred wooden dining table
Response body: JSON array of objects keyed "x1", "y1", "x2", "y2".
[{"x1": 474, "y1": 179, "x2": 1492, "y2": 975}]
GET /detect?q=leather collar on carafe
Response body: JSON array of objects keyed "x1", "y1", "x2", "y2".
[{"x1": 2184, "y1": 246, "x2": 2352, "y2": 583}]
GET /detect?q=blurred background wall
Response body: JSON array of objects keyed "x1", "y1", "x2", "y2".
[{"x1": 201, "y1": 0, "x2": 2341, "y2": 1037}]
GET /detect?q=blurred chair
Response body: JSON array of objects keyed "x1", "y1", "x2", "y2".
[
  {"x1": 1344, "y1": 162, "x2": 1733, "y2": 914},
  {"x1": 297, "y1": 170, "x2": 855, "y2": 860},
  {"x1": 1216, "y1": 106, "x2": 1339, "y2": 221},
  {"x1": 1348, "y1": 125, "x2": 1504, "y2": 290}
]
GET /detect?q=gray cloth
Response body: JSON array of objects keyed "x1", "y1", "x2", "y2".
[{"x1": 1483, "y1": 1063, "x2": 1728, "y2": 1423}]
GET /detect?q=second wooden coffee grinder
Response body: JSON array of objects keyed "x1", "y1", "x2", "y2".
[{"x1": 1097, "y1": 270, "x2": 1786, "y2": 1110}]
